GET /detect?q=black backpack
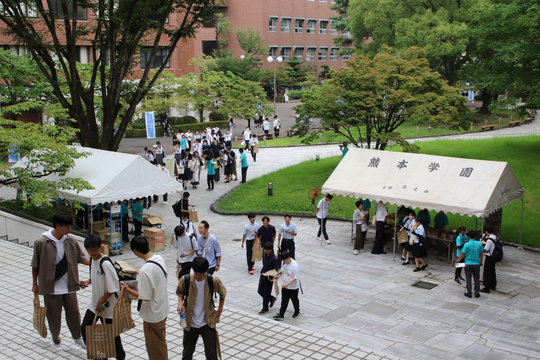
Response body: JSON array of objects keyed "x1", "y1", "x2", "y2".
[
  {"x1": 491, "y1": 238, "x2": 504, "y2": 262},
  {"x1": 89, "y1": 256, "x2": 137, "y2": 282},
  {"x1": 182, "y1": 274, "x2": 215, "y2": 307},
  {"x1": 172, "y1": 200, "x2": 183, "y2": 217}
]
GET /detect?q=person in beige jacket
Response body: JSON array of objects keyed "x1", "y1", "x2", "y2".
[{"x1": 177, "y1": 257, "x2": 226, "y2": 360}]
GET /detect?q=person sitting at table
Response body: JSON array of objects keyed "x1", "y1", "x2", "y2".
[
  {"x1": 434, "y1": 210, "x2": 449, "y2": 236},
  {"x1": 417, "y1": 209, "x2": 431, "y2": 228}
]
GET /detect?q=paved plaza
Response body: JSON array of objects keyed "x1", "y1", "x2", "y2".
[{"x1": 1, "y1": 122, "x2": 540, "y2": 359}]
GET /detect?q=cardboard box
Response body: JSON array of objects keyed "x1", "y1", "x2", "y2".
[
  {"x1": 149, "y1": 244, "x2": 165, "y2": 252},
  {"x1": 100, "y1": 244, "x2": 110, "y2": 256},
  {"x1": 147, "y1": 236, "x2": 166, "y2": 245},
  {"x1": 144, "y1": 227, "x2": 165, "y2": 238},
  {"x1": 104, "y1": 231, "x2": 121, "y2": 242},
  {"x1": 142, "y1": 215, "x2": 164, "y2": 226},
  {"x1": 94, "y1": 228, "x2": 109, "y2": 241},
  {"x1": 93, "y1": 221, "x2": 105, "y2": 230}
]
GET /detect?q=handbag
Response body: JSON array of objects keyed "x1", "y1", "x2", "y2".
[
  {"x1": 33, "y1": 293, "x2": 47, "y2": 338},
  {"x1": 251, "y1": 240, "x2": 263, "y2": 262},
  {"x1": 86, "y1": 311, "x2": 116, "y2": 359},
  {"x1": 397, "y1": 228, "x2": 408, "y2": 244},
  {"x1": 189, "y1": 207, "x2": 199, "y2": 223},
  {"x1": 112, "y1": 288, "x2": 136, "y2": 337},
  {"x1": 360, "y1": 221, "x2": 368, "y2": 233},
  {"x1": 409, "y1": 233, "x2": 417, "y2": 246}
]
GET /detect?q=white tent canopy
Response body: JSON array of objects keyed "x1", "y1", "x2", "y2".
[
  {"x1": 10, "y1": 146, "x2": 182, "y2": 205},
  {"x1": 322, "y1": 148, "x2": 524, "y2": 218}
]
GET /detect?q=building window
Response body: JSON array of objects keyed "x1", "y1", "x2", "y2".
[
  {"x1": 318, "y1": 47, "x2": 328, "y2": 61},
  {"x1": 330, "y1": 20, "x2": 338, "y2": 35},
  {"x1": 50, "y1": 0, "x2": 87, "y2": 20},
  {"x1": 294, "y1": 47, "x2": 304, "y2": 61},
  {"x1": 268, "y1": 46, "x2": 278, "y2": 58},
  {"x1": 269, "y1": 16, "x2": 277, "y2": 32},
  {"x1": 76, "y1": 46, "x2": 90, "y2": 64},
  {"x1": 341, "y1": 47, "x2": 353, "y2": 60},
  {"x1": 307, "y1": 19, "x2": 316, "y2": 34},
  {"x1": 330, "y1": 47, "x2": 339, "y2": 61},
  {"x1": 320, "y1": 0, "x2": 327, "y2": 2},
  {"x1": 319, "y1": 20, "x2": 328, "y2": 35},
  {"x1": 294, "y1": 18, "x2": 304, "y2": 33},
  {"x1": 281, "y1": 18, "x2": 291, "y2": 33},
  {"x1": 306, "y1": 47, "x2": 316, "y2": 61},
  {"x1": 140, "y1": 47, "x2": 169, "y2": 69},
  {"x1": 10, "y1": 45, "x2": 30, "y2": 55},
  {"x1": 281, "y1": 46, "x2": 291, "y2": 61}
]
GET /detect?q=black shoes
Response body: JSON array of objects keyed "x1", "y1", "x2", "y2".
[
  {"x1": 420, "y1": 264, "x2": 428, "y2": 270},
  {"x1": 454, "y1": 279, "x2": 461, "y2": 285},
  {"x1": 479, "y1": 288, "x2": 490, "y2": 293},
  {"x1": 273, "y1": 314, "x2": 284, "y2": 321},
  {"x1": 292, "y1": 312, "x2": 301, "y2": 318},
  {"x1": 464, "y1": 293, "x2": 472, "y2": 298}
]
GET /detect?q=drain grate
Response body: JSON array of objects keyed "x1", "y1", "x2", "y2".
[{"x1": 411, "y1": 280, "x2": 439, "y2": 290}]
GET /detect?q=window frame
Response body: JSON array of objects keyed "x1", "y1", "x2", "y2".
[
  {"x1": 318, "y1": 47, "x2": 328, "y2": 61},
  {"x1": 306, "y1": 47, "x2": 316, "y2": 61},
  {"x1": 280, "y1": 46, "x2": 291, "y2": 61},
  {"x1": 294, "y1": 18, "x2": 304, "y2": 33},
  {"x1": 269, "y1": 16, "x2": 278, "y2": 32},
  {"x1": 280, "y1": 17, "x2": 291, "y2": 33},
  {"x1": 306, "y1": 19, "x2": 316, "y2": 34},
  {"x1": 140, "y1": 47, "x2": 170, "y2": 69},
  {"x1": 319, "y1": 20, "x2": 328, "y2": 35}
]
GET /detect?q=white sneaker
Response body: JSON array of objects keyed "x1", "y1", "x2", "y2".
[
  {"x1": 326, "y1": 239, "x2": 331, "y2": 244},
  {"x1": 74, "y1": 337, "x2": 86, "y2": 349},
  {"x1": 52, "y1": 341, "x2": 63, "y2": 351},
  {"x1": 162, "y1": 201, "x2": 168, "y2": 205},
  {"x1": 360, "y1": 249, "x2": 364, "y2": 253},
  {"x1": 353, "y1": 249, "x2": 358, "y2": 255},
  {"x1": 316, "y1": 237, "x2": 320, "y2": 241}
]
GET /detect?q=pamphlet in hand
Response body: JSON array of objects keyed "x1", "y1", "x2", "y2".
[
  {"x1": 123, "y1": 280, "x2": 138, "y2": 300},
  {"x1": 455, "y1": 263, "x2": 465, "y2": 268}
]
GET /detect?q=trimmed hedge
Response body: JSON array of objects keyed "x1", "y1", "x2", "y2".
[
  {"x1": 209, "y1": 111, "x2": 228, "y2": 122},
  {"x1": 124, "y1": 127, "x2": 165, "y2": 138}
]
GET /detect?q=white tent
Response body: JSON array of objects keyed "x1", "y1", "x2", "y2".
[
  {"x1": 10, "y1": 146, "x2": 182, "y2": 205},
  {"x1": 322, "y1": 148, "x2": 524, "y2": 218}
]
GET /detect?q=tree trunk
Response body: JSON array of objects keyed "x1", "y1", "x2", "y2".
[{"x1": 479, "y1": 90, "x2": 492, "y2": 115}]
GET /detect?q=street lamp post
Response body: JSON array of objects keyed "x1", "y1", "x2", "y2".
[{"x1": 267, "y1": 55, "x2": 283, "y2": 113}]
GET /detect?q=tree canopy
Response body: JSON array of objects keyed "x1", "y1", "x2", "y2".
[
  {"x1": 0, "y1": 0, "x2": 219, "y2": 151},
  {"x1": 294, "y1": 47, "x2": 466, "y2": 150}
]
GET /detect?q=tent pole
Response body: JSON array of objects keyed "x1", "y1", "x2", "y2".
[
  {"x1": 393, "y1": 207, "x2": 397, "y2": 262},
  {"x1": 519, "y1": 196, "x2": 524, "y2": 249}
]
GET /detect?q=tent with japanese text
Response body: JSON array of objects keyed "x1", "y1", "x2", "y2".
[{"x1": 322, "y1": 148, "x2": 524, "y2": 218}]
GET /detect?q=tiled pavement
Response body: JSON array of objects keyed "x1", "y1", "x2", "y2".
[{"x1": 1, "y1": 137, "x2": 540, "y2": 359}]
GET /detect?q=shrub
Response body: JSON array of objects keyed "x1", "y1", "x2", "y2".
[
  {"x1": 124, "y1": 128, "x2": 146, "y2": 138},
  {"x1": 179, "y1": 115, "x2": 198, "y2": 124},
  {"x1": 131, "y1": 119, "x2": 146, "y2": 129},
  {"x1": 209, "y1": 111, "x2": 228, "y2": 122}
]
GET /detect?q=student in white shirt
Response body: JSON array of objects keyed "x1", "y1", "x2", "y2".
[{"x1": 316, "y1": 194, "x2": 333, "y2": 244}]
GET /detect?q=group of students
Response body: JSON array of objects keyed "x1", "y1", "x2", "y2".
[
  {"x1": 32, "y1": 212, "x2": 227, "y2": 360},
  {"x1": 254, "y1": 114, "x2": 281, "y2": 139}
]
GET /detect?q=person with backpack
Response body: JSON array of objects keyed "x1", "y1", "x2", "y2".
[
  {"x1": 176, "y1": 257, "x2": 227, "y2": 360},
  {"x1": 481, "y1": 226, "x2": 499, "y2": 293},
  {"x1": 80, "y1": 234, "x2": 126, "y2": 359},
  {"x1": 174, "y1": 225, "x2": 197, "y2": 279},
  {"x1": 121, "y1": 236, "x2": 169, "y2": 360}
]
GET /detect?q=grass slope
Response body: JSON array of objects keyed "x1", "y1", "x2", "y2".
[{"x1": 217, "y1": 136, "x2": 540, "y2": 246}]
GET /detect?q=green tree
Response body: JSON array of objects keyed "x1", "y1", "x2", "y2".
[
  {"x1": 0, "y1": 0, "x2": 219, "y2": 151},
  {"x1": 0, "y1": 49, "x2": 53, "y2": 120},
  {"x1": 141, "y1": 71, "x2": 183, "y2": 116},
  {"x1": 330, "y1": 0, "x2": 355, "y2": 57},
  {"x1": 0, "y1": 120, "x2": 92, "y2": 207},
  {"x1": 293, "y1": 47, "x2": 465, "y2": 150}
]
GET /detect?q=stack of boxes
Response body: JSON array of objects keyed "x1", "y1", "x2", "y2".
[
  {"x1": 144, "y1": 227, "x2": 166, "y2": 252},
  {"x1": 92, "y1": 221, "x2": 110, "y2": 255}
]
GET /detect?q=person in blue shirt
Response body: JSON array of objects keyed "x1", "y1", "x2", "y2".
[
  {"x1": 205, "y1": 155, "x2": 215, "y2": 191},
  {"x1": 456, "y1": 230, "x2": 484, "y2": 298},
  {"x1": 453, "y1": 226, "x2": 468, "y2": 285},
  {"x1": 239, "y1": 148, "x2": 248, "y2": 183},
  {"x1": 257, "y1": 242, "x2": 278, "y2": 315}
]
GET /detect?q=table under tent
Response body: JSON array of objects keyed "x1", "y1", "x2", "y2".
[
  {"x1": 322, "y1": 148, "x2": 525, "y2": 261},
  {"x1": 10, "y1": 146, "x2": 182, "y2": 254}
]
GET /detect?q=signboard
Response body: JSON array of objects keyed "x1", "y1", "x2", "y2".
[{"x1": 145, "y1": 112, "x2": 156, "y2": 139}]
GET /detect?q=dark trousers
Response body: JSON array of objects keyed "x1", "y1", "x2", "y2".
[
  {"x1": 153, "y1": 195, "x2": 159, "y2": 203},
  {"x1": 163, "y1": 193, "x2": 168, "y2": 202},
  {"x1": 280, "y1": 239, "x2": 295, "y2": 259},
  {"x1": 483, "y1": 256, "x2": 497, "y2": 290},
  {"x1": 317, "y1": 218, "x2": 328, "y2": 240},
  {"x1": 245, "y1": 239, "x2": 255, "y2": 271},
  {"x1": 214, "y1": 168, "x2": 220, "y2": 181},
  {"x1": 251, "y1": 148, "x2": 257, "y2": 162},
  {"x1": 258, "y1": 275, "x2": 275, "y2": 311},
  {"x1": 455, "y1": 258, "x2": 465, "y2": 279},
  {"x1": 465, "y1": 264, "x2": 481, "y2": 296},
  {"x1": 244, "y1": 140, "x2": 250, "y2": 150},
  {"x1": 81, "y1": 309, "x2": 126, "y2": 360},
  {"x1": 182, "y1": 325, "x2": 217, "y2": 360},
  {"x1": 241, "y1": 166, "x2": 248, "y2": 183},
  {"x1": 354, "y1": 224, "x2": 366, "y2": 250},
  {"x1": 275, "y1": 128, "x2": 280, "y2": 138},
  {"x1": 121, "y1": 216, "x2": 129, "y2": 243},
  {"x1": 177, "y1": 262, "x2": 193, "y2": 279},
  {"x1": 142, "y1": 196, "x2": 152, "y2": 209},
  {"x1": 134, "y1": 218, "x2": 142, "y2": 237},
  {"x1": 207, "y1": 175, "x2": 214, "y2": 189},
  {"x1": 372, "y1": 221, "x2": 386, "y2": 254},
  {"x1": 278, "y1": 288, "x2": 299, "y2": 316},
  {"x1": 43, "y1": 293, "x2": 81, "y2": 345}
]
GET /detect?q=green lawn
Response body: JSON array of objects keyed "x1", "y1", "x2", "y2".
[
  {"x1": 218, "y1": 136, "x2": 540, "y2": 247},
  {"x1": 235, "y1": 109, "x2": 526, "y2": 148}
]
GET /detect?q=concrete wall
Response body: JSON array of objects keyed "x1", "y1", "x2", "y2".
[{"x1": 0, "y1": 210, "x2": 84, "y2": 248}]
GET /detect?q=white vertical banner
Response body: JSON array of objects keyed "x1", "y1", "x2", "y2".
[{"x1": 145, "y1": 112, "x2": 156, "y2": 139}]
